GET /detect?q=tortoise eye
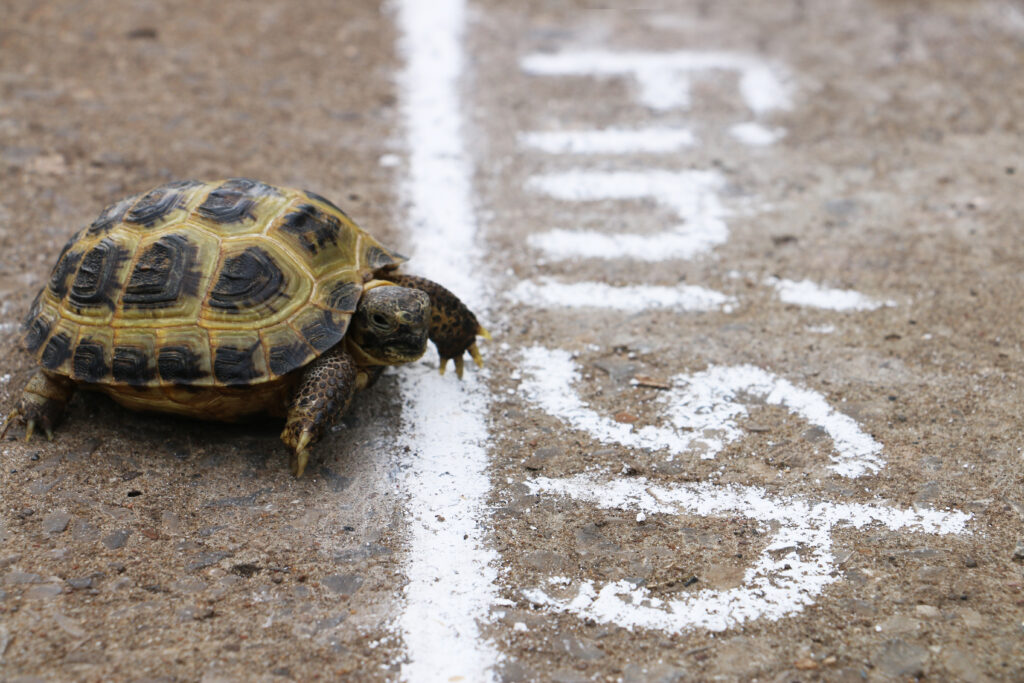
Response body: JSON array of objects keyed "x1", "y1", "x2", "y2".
[{"x1": 370, "y1": 313, "x2": 389, "y2": 328}]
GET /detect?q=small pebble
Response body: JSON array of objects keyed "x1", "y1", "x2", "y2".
[
  {"x1": 42, "y1": 511, "x2": 71, "y2": 534},
  {"x1": 873, "y1": 638, "x2": 928, "y2": 678},
  {"x1": 25, "y1": 583, "x2": 63, "y2": 599},
  {"x1": 794, "y1": 657, "x2": 818, "y2": 670},
  {"x1": 102, "y1": 529, "x2": 131, "y2": 550},
  {"x1": 67, "y1": 576, "x2": 94, "y2": 590},
  {"x1": 321, "y1": 573, "x2": 364, "y2": 596}
]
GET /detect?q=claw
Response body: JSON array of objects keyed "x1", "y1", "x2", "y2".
[
  {"x1": 469, "y1": 343, "x2": 484, "y2": 369},
  {"x1": 439, "y1": 357, "x2": 449, "y2": 376},
  {"x1": 454, "y1": 357, "x2": 465, "y2": 379},
  {"x1": 478, "y1": 326, "x2": 492, "y2": 341},
  {"x1": 291, "y1": 430, "x2": 313, "y2": 477},
  {"x1": 24, "y1": 420, "x2": 35, "y2": 443},
  {"x1": 0, "y1": 409, "x2": 18, "y2": 440},
  {"x1": 44, "y1": 427, "x2": 54, "y2": 441}
]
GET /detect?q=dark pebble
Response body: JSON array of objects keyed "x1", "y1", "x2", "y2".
[
  {"x1": 187, "y1": 551, "x2": 232, "y2": 572},
  {"x1": 102, "y1": 529, "x2": 131, "y2": 550},
  {"x1": 320, "y1": 573, "x2": 364, "y2": 595},
  {"x1": 204, "y1": 487, "x2": 272, "y2": 508},
  {"x1": 72, "y1": 521, "x2": 101, "y2": 541},
  {"x1": 42, "y1": 511, "x2": 71, "y2": 534},
  {"x1": 231, "y1": 563, "x2": 260, "y2": 578},
  {"x1": 67, "y1": 576, "x2": 95, "y2": 590},
  {"x1": 874, "y1": 639, "x2": 928, "y2": 678}
]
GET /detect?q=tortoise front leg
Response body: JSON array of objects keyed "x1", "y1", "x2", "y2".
[
  {"x1": 1, "y1": 370, "x2": 75, "y2": 442},
  {"x1": 280, "y1": 346, "x2": 358, "y2": 477},
  {"x1": 387, "y1": 273, "x2": 489, "y2": 378}
]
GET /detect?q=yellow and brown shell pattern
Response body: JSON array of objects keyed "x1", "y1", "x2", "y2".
[{"x1": 23, "y1": 178, "x2": 402, "y2": 388}]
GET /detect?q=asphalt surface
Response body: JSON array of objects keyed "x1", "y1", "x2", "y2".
[{"x1": 1, "y1": 1, "x2": 1023, "y2": 681}]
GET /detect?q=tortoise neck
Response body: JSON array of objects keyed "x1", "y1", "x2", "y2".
[{"x1": 344, "y1": 337, "x2": 389, "y2": 367}]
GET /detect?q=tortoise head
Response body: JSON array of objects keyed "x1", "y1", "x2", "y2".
[{"x1": 348, "y1": 285, "x2": 430, "y2": 365}]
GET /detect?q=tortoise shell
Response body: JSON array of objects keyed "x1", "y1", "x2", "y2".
[{"x1": 23, "y1": 178, "x2": 403, "y2": 388}]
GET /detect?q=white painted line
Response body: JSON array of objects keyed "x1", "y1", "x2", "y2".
[
  {"x1": 523, "y1": 474, "x2": 970, "y2": 633},
  {"x1": 509, "y1": 278, "x2": 735, "y2": 312},
  {"x1": 518, "y1": 128, "x2": 696, "y2": 154},
  {"x1": 520, "y1": 347, "x2": 885, "y2": 477},
  {"x1": 394, "y1": 1, "x2": 498, "y2": 681},
  {"x1": 521, "y1": 50, "x2": 792, "y2": 113},
  {"x1": 527, "y1": 170, "x2": 728, "y2": 261},
  {"x1": 768, "y1": 277, "x2": 896, "y2": 312},
  {"x1": 729, "y1": 122, "x2": 785, "y2": 146},
  {"x1": 520, "y1": 346, "x2": 697, "y2": 455}
]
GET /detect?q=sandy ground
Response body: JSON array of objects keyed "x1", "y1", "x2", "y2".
[{"x1": 1, "y1": 0, "x2": 1023, "y2": 681}]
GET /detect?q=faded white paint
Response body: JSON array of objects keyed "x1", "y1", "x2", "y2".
[
  {"x1": 768, "y1": 277, "x2": 896, "y2": 312},
  {"x1": 520, "y1": 346, "x2": 885, "y2": 477},
  {"x1": 393, "y1": 1, "x2": 498, "y2": 680},
  {"x1": 519, "y1": 128, "x2": 696, "y2": 154},
  {"x1": 509, "y1": 278, "x2": 735, "y2": 312},
  {"x1": 729, "y1": 122, "x2": 785, "y2": 146},
  {"x1": 527, "y1": 170, "x2": 728, "y2": 261},
  {"x1": 521, "y1": 50, "x2": 792, "y2": 113},
  {"x1": 523, "y1": 474, "x2": 970, "y2": 633}
]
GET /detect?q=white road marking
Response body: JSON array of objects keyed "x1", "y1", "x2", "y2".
[
  {"x1": 523, "y1": 474, "x2": 970, "y2": 633},
  {"x1": 729, "y1": 122, "x2": 785, "y2": 146},
  {"x1": 521, "y1": 50, "x2": 792, "y2": 113},
  {"x1": 394, "y1": 1, "x2": 498, "y2": 680},
  {"x1": 518, "y1": 128, "x2": 696, "y2": 154},
  {"x1": 520, "y1": 347, "x2": 885, "y2": 477},
  {"x1": 510, "y1": 36, "x2": 917, "y2": 641},
  {"x1": 509, "y1": 278, "x2": 735, "y2": 312},
  {"x1": 527, "y1": 170, "x2": 728, "y2": 261},
  {"x1": 768, "y1": 277, "x2": 896, "y2": 312}
]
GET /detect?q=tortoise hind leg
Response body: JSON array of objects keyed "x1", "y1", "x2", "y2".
[
  {"x1": 1, "y1": 370, "x2": 75, "y2": 441},
  {"x1": 280, "y1": 346, "x2": 358, "y2": 477},
  {"x1": 387, "y1": 273, "x2": 489, "y2": 378}
]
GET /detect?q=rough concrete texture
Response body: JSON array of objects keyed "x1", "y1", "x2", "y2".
[{"x1": 2, "y1": 0, "x2": 1023, "y2": 681}]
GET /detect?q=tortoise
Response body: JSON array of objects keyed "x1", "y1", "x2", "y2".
[{"x1": 2, "y1": 178, "x2": 487, "y2": 476}]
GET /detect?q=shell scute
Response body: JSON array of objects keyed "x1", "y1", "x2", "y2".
[
  {"x1": 123, "y1": 233, "x2": 201, "y2": 302},
  {"x1": 157, "y1": 344, "x2": 209, "y2": 384},
  {"x1": 66, "y1": 235, "x2": 137, "y2": 320},
  {"x1": 112, "y1": 345, "x2": 156, "y2": 385},
  {"x1": 269, "y1": 202, "x2": 363, "y2": 277},
  {"x1": 48, "y1": 244, "x2": 83, "y2": 301},
  {"x1": 261, "y1": 323, "x2": 317, "y2": 378},
  {"x1": 295, "y1": 306, "x2": 348, "y2": 353},
  {"x1": 40, "y1": 329, "x2": 73, "y2": 372},
  {"x1": 88, "y1": 194, "x2": 140, "y2": 236},
  {"x1": 201, "y1": 241, "x2": 310, "y2": 327},
  {"x1": 124, "y1": 185, "x2": 189, "y2": 229},
  {"x1": 72, "y1": 339, "x2": 110, "y2": 382},
  {"x1": 212, "y1": 336, "x2": 266, "y2": 386},
  {"x1": 194, "y1": 178, "x2": 288, "y2": 235}
]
